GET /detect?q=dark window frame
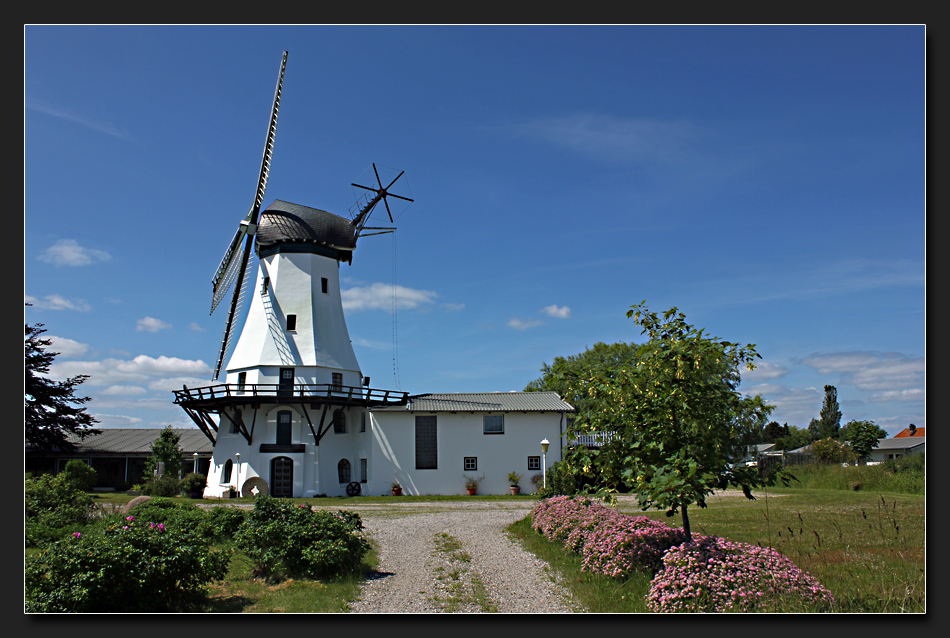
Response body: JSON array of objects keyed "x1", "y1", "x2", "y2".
[
  {"x1": 277, "y1": 410, "x2": 292, "y2": 445},
  {"x1": 338, "y1": 458, "x2": 351, "y2": 484},
  {"x1": 528, "y1": 456, "x2": 541, "y2": 471},
  {"x1": 483, "y1": 414, "x2": 504, "y2": 434},
  {"x1": 464, "y1": 456, "x2": 477, "y2": 471},
  {"x1": 286, "y1": 314, "x2": 297, "y2": 331},
  {"x1": 415, "y1": 415, "x2": 438, "y2": 470}
]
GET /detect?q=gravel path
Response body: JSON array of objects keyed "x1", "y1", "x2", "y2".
[{"x1": 341, "y1": 503, "x2": 578, "y2": 614}]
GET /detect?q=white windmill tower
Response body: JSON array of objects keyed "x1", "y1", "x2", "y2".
[{"x1": 175, "y1": 51, "x2": 412, "y2": 498}]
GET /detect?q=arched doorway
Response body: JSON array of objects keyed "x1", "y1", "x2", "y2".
[{"x1": 271, "y1": 456, "x2": 293, "y2": 497}]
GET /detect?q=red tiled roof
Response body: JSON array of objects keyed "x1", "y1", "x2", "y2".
[{"x1": 894, "y1": 427, "x2": 925, "y2": 438}]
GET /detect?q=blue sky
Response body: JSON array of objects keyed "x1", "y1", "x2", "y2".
[{"x1": 25, "y1": 25, "x2": 925, "y2": 436}]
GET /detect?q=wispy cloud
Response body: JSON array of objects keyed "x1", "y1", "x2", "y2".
[
  {"x1": 342, "y1": 282, "x2": 437, "y2": 312},
  {"x1": 869, "y1": 388, "x2": 925, "y2": 403},
  {"x1": 25, "y1": 294, "x2": 91, "y2": 312},
  {"x1": 49, "y1": 354, "x2": 211, "y2": 386},
  {"x1": 508, "y1": 317, "x2": 544, "y2": 330},
  {"x1": 26, "y1": 97, "x2": 135, "y2": 142},
  {"x1": 136, "y1": 317, "x2": 172, "y2": 332},
  {"x1": 37, "y1": 239, "x2": 111, "y2": 267},
  {"x1": 739, "y1": 361, "x2": 790, "y2": 383},
  {"x1": 189, "y1": 323, "x2": 206, "y2": 332},
  {"x1": 507, "y1": 114, "x2": 695, "y2": 164},
  {"x1": 541, "y1": 304, "x2": 571, "y2": 319},
  {"x1": 799, "y1": 351, "x2": 924, "y2": 391}
]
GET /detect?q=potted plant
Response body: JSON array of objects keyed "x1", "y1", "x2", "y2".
[
  {"x1": 508, "y1": 472, "x2": 523, "y2": 495},
  {"x1": 179, "y1": 472, "x2": 207, "y2": 499},
  {"x1": 391, "y1": 479, "x2": 403, "y2": 496},
  {"x1": 463, "y1": 474, "x2": 484, "y2": 496}
]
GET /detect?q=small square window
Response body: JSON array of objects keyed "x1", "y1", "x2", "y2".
[
  {"x1": 483, "y1": 415, "x2": 504, "y2": 434},
  {"x1": 237, "y1": 371, "x2": 247, "y2": 391},
  {"x1": 321, "y1": 277, "x2": 329, "y2": 294},
  {"x1": 286, "y1": 314, "x2": 297, "y2": 331},
  {"x1": 332, "y1": 372, "x2": 343, "y2": 391},
  {"x1": 528, "y1": 456, "x2": 541, "y2": 471},
  {"x1": 261, "y1": 277, "x2": 269, "y2": 295},
  {"x1": 464, "y1": 457, "x2": 477, "y2": 471}
]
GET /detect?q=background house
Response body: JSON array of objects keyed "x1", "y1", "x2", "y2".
[
  {"x1": 25, "y1": 428, "x2": 214, "y2": 490},
  {"x1": 868, "y1": 436, "x2": 926, "y2": 463}
]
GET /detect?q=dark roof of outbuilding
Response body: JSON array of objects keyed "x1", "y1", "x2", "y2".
[
  {"x1": 28, "y1": 428, "x2": 213, "y2": 455},
  {"x1": 373, "y1": 392, "x2": 575, "y2": 413},
  {"x1": 256, "y1": 200, "x2": 356, "y2": 251}
]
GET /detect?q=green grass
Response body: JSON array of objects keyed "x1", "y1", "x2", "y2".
[
  {"x1": 200, "y1": 544, "x2": 379, "y2": 612},
  {"x1": 508, "y1": 487, "x2": 924, "y2": 613}
]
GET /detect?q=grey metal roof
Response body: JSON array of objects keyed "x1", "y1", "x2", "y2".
[
  {"x1": 873, "y1": 437, "x2": 926, "y2": 451},
  {"x1": 39, "y1": 428, "x2": 213, "y2": 455},
  {"x1": 256, "y1": 200, "x2": 356, "y2": 250},
  {"x1": 374, "y1": 392, "x2": 574, "y2": 413}
]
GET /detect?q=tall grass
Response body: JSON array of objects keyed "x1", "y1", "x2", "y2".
[{"x1": 780, "y1": 454, "x2": 924, "y2": 495}]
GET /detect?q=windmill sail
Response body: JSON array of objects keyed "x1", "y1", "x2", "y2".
[{"x1": 211, "y1": 51, "x2": 288, "y2": 380}]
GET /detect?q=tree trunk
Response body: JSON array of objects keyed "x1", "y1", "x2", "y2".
[{"x1": 681, "y1": 501, "x2": 693, "y2": 543}]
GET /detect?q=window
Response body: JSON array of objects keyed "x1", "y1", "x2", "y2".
[
  {"x1": 338, "y1": 459, "x2": 351, "y2": 483},
  {"x1": 415, "y1": 415, "x2": 438, "y2": 469},
  {"x1": 277, "y1": 411, "x2": 292, "y2": 445},
  {"x1": 333, "y1": 409, "x2": 346, "y2": 434},
  {"x1": 261, "y1": 277, "x2": 269, "y2": 295},
  {"x1": 360, "y1": 412, "x2": 366, "y2": 433},
  {"x1": 286, "y1": 314, "x2": 297, "y2": 331},
  {"x1": 360, "y1": 458, "x2": 367, "y2": 483},
  {"x1": 332, "y1": 372, "x2": 343, "y2": 392},
  {"x1": 464, "y1": 457, "x2": 477, "y2": 471},
  {"x1": 483, "y1": 415, "x2": 504, "y2": 434},
  {"x1": 237, "y1": 371, "x2": 247, "y2": 391},
  {"x1": 528, "y1": 456, "x2": 541, "y2": 471},
  {"x1": 229, "y1": 408, "x2": 242, "y2": 434},
  {"x1": 321, "y1": 277, "x2": 328, "y2": 294},
  {"x1": 222, "y1": 459, "x2": 233, "y2": 483}
]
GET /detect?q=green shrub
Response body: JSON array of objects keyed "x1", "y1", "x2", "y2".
[
  {"x1": 25, "y1": 473, "x2": 98, "y2": 547},
  {"x1": 179, "y1": 472, "x2": 207, "y2": 494},
  {"x1": 142, "y1": 474, "x2": 182, "y2": 497},
  {"x1": 63, "y1": 459, "x2": 97, "y2": 491},
  {"x1": 204, "y1": 505, "x2": 247, "y2": 542},
  {"x1": 125, "y1": 497, "x2": 207, "y2": 535},
  {"x1": 25, "y1": 515, "x2": 231, "y2": 612},
  {"x1": 235, "y1": 495, "x2": 369, "y2": 581},
  {"x1": 535, "y1": 460, "x2": 596, "y2": 498}
]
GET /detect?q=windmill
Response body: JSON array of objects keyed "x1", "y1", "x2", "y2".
[
  {"x1": 210, "y1": 51, "x2": 288, "y2": 381},
  {"x1": 350, "y1": 163, "x2": 414, "y2": 239}
]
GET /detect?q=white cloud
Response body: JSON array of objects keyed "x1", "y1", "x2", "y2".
[
  {"x1": 353, "y1": 337, "x2": 391, "y2": 350},
  {"x1": 869, "y1": 388, "x2": 925, "y2": 403},
  {"x1": 743, "y1": 383, "x2": 822, "y2": 427},
  {"x1": 26, "y1": 97, "x2": 135, "y2": 141},
  {"x1": 800, "y1": 352, "x2": 924, "y2": 391},
  {"x1": 49, "y1": 354, "x2": 211, "y2": 386},
  {"x1": 443, "y1": 303, "x2": 466, "y2": 312},
  {"x1": 147, "y1": 376, "x2": 215, "y2": 392},
  {"x1": 189, "y1": 323, "x2": 206, "y2": 331},
  {"x1": 101, "y1": 385, "x2": 148, "y2": 396},
  {"x1": 25, "y1": 294, "x2": 91, "y2": 312},
  {"x1": 136, "y1": 317, "x2": 172, "y2": 332},
  {"x1": 92, "y1": 413, "x2": 144, "y2": 428},
  {"x1": 508, "y1": 317, "x2": 544, "y2": 330},
  {"x1": 739, "y1": 361, "x2": 790, "y2": 383},
  {"x1": 45, "y1": 335, "x2": 89, "y2": 358},
  {"x1": 342, "y1": 283, "x2": 437, "y2": 312},
  {"x1": 38, "y1": 239, "x2": 111, "y2": 267},
  {"x1": 541, "y1": 304, "x2": 571, "y2": 319}
]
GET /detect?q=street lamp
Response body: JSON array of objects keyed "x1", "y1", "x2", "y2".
[
  {"x1": 540, "y1": 439, "x2": 550, "y2": 489},
  {"x1": 193, "y1": 452, "x2": 199, "y2": 474},
  {"x1": 234, "y1": 452, "x2": 241, "y2": 496}
]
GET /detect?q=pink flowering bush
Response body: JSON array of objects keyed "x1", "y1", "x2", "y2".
[
  {"x1": 531, "y1": 496, "x2": 688, "y2": 577},
  {"x1": 647, "y1": 535, "x2": 835, "y2": 613}
]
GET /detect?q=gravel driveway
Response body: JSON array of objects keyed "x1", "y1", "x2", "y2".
[{"x1": 308, "y1": 500, "x2": 577, "y2": 614}]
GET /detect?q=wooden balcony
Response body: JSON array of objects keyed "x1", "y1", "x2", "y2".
[{"x1": 173, "y1": 382, "x2": 409, "y2": 409}]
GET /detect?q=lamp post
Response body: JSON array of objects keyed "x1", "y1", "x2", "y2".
[
  {"x1": 234, "y1": 452, "x2": 241, "y2": 496},
  {"x1": 540, "y1": 439, "x2": 550, "y2": 489},
  {"x1": 193, "y1": 452, "x2": 199, "y2": 475}
]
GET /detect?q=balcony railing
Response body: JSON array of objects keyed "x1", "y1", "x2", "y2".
[
  {"x1": 173, "y1": 382, "x2": 409, "y2": 406},
  {"x1": 568, "y1": 432, "x2": 616, "y2": 448}
]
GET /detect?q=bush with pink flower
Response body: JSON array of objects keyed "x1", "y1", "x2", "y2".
[{"x1": 646, "y1": 535, "x2": 835, "y2": 612}]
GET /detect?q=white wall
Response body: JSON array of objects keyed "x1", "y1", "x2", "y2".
[{"x1": 367, "y1": 410, "x2": 565, "y2": 496}]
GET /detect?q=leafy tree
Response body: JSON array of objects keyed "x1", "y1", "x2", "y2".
[
  {"x1": 144, "y1": 425, "x2": 185, "y2": 480},
  {"x1": 817, "y1": 385, "x2": 842, "y2": 439},
  {"x1": 559, "y1": 302, "x2": 779, "y2": 542},
  {"x1": 525, "y1": 340, "x2": 643, "y2": 410},
  {"x1": 774, "y1": 425, "x2": 814, "y2": 451},
  {"x1": 761, "y1": 421, "x2": 789, "y2": 443},
  {"x1": 63, "y1": 459, "x2": 98, "y2": 491},
  {"x1": 840, "y1": 419, "x2": 888, "y2": 462},
  {"x1": 25, "y1": 314, "x2": 100, "y2": 452},
  {"x1": 810, "y1": 437, "x2": 856, "y2": 464}
]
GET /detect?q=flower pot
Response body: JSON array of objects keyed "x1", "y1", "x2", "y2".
[
  {"x1": 466, "y1": 488, "x2": 477, "y2": 496},
  {"x1": 509, "y1": 486, "x2": 521, "y2": 495},
  {"x1": 392, "y1": 487, "x2": 403, "y2": 496}
]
